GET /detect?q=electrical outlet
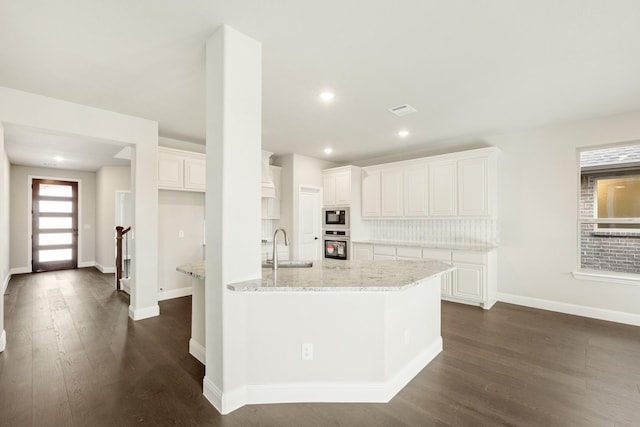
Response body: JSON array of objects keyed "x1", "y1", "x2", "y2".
[
  {"x1": 178, "y1": 230, "x2": 185, "y2": 238},
  {"x1": 301, "y1": 343, "x2": 313, "y2": 361}
]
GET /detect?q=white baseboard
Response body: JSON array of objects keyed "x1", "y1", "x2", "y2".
[
  {"x1": 95, "y1": 263, "x2": 115, "y2": 273},
  {"x1": 10, "y1": 266, "x2": 30, "y2": 275},
  {"x1": 120, "y1": 278, "x2": 131, "y2": 294},
  {"x1": 189, "y1": 338, "x2": 205, "y2": 365},
  {"x1": 128, "y1": 304, "x2": 160, "y2": 321},
  {"x1": 158, "y1": 286, "x2": 192, "y2": 301},
  {"x1": 0, "y1": 329, "x2": 6, "y2": 353},
  {"x1": 78, "y1": 261, "x2": 96, "y2": 269},
  {"x1": 202, "y1": 337, "x2": 443, "y2": 415},
  {"x1": 2, "y1": 273, "x2": 10, "y2": 294},
  {"x1": 498, "y1": 292, "x2": 640, "y2": 327}
]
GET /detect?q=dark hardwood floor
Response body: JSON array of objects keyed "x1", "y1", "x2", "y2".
[{"x1": 1, "y1": 268, "x2": 639, "y2": 426}]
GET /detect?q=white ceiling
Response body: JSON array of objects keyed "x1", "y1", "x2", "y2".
[{"x1": 2, "y1": 0, "x2": 640, "y2": 166}]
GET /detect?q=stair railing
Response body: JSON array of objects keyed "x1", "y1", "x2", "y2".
[{"x1": 115, "y1": 225, "x2": 131, "y2": 291}]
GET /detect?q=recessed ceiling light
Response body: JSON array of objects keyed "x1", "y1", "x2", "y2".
[
  {"x1": 324, "y1": 147, "x2": 333, "y2": 155},
  {"x1": 54, "y1": 155, "x2": 65, "y2": 161},
  {"x1": 398, "y1": 130, "x2": 409, "y2": 138},
  {"x1": 319, "y1": 91, "x2": 335, "y2": 102}
]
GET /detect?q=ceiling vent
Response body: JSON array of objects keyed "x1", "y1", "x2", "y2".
[{"x1": 388, "y1": 104, "x2": 417, "y2": 117}]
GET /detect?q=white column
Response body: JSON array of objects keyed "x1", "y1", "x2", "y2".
[
  {"x1": 128, "y1": 143, "x2": 160, "y2": 320},
  {"x1": 204, "y1": 25, "x2": 262, "y2": 414},
  {"x1": 0, "y1": 122, "x2": 6, "y2": 352}
]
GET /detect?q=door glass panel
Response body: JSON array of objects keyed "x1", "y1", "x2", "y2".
[
  {"x1": 39, "y1": 184, "x2": 73, "y2": 197},
  {"x1": 39, "y1": 233, "x2": 73, "y2": 246},
  {"x1": 39, "y1": 217, "x2": 72, "y2": 229},
  {"x1": 39, "y1": 200, "x2": 73, "y2": 213},
  {"x1": 39, "y1": 249, "x2": 72, "y2": 262}
]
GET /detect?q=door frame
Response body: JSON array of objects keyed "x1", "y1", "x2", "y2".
[
  {"x1": 296, "y1": 185, "x2": 322, "y2": 260},
  {"x1": 28, "y1": 175, "x2": 82, "y2": 272}
]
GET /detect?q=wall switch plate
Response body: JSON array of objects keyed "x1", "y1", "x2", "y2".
[{"x1": 301, "y1": 343, "x2": 313, "y2": 361}]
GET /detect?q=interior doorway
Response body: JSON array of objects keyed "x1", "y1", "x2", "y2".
[
  {"x1": 297, "y1": 186, "x2": 321, "y2": 260},
  {"x1": 31, "y1": 178, "x2": 78, "y2": 272}
]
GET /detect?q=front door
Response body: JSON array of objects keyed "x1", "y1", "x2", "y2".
[{"x1": 32, "y1": 179, "x2": 78, "y2": 272}]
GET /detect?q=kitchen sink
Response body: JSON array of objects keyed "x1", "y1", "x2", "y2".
[{"x1": 262, "y1": 260, "x2": 313, "y2": 268}]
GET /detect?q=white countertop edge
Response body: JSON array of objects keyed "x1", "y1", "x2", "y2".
[{"x1": 227, "y1": 267, "x2": 454, "y2": 292}]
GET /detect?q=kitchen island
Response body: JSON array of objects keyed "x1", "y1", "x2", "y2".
[{"x1": 178, "y1": 259, "x2": 453, "y2": 409}]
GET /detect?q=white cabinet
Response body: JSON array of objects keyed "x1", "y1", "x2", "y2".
[
  {"x1": 381, "y1": 167, "x2": 404, "y2": 217},
  {"x1": 158, "y1": 147, "x2": 206, "y2": 192},
  {"x1": 262, "y1": 166, "x2": 282, "y2": 219},
  {"x1": 356, "y1": 241, "x2": 497, "y2": 309},
  {"x1": 458, "y1": 156, "x2": 490, "y2": 217},
  {"x1": 428, "y1": 160, "x2": 457, "y2": 216},
  {"x1": 403, "y1": 163, "x2": 428, "y2": 217},
  {"x1": 323, "y1": 168, "x2": 352, "y2": 206},
  {"x1": 352, "y1": 243, "x2": 373, "y2": 261},
  {"x1": 361, "y1": 169, "x2": 381, "y2": 217}
]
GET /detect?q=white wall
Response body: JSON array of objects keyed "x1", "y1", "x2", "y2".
[
  {"x1": 0, "y1": 124, "x2": 9, "y2": 352},
  {"x1": 0, "y1": 86, "x2": 159, "y2": 321},
  {"x1": 159, "y1": 136, "x2": 205, "y2": 154},
  {"x1": 274, "y1": 153, "x2": 335, "y2": 258},
  {"x1": 95, "y1": 166, "x2": 131, "y2": 272},
  {"x1": 487, "y1": 110, "x2": 640, "y2": 317},
  {"x1": 9, "y1": 165, "x2": 96, "y2": 271},
  {"x1": 158, "y1": 190, "x2": 204, "y2": 299}
]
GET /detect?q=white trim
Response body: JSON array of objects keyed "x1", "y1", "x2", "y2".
[
  {"x1": 203, "y1": 376, "x2": 227, "y2": 414},
  {"x1": 10, "y1": 266, "x2": 30, "y2": 275},
  {"x1": 189, "y1": 338, "x2": 205, "y2": 365},
  {"x1": 158, "y1": 286, "x2": 192, "y2": 301},
  {"x1": 78, "y1": 261, "x2": 96, "y2": 269},
  {"x1": 572, "y1": 270, "x2": 640, "y2": 286},
  {"x1": 2, "y1": 273, "x2": 10, "y2": 294},
  {"x1": 498, "y1": 292, "x2": 640, "y2": 327},
  {"x1": 0, "y1": 329, "x2": 6, "y2": 353},
  {"x1": 95, "y1": 263, "x2": 116, "y2": 273},
  {"x1": 202, "y1": 337, "x2": 443, "y2": 415},
  {"x1": 120, "y1": 277, "x2": 131, "y2": 294},
  {"x1": 128, "y1": 304, "x2": 160, "y2": 321}
]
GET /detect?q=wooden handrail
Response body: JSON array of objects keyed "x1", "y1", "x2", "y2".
[{"x1": 115, "y1": 226, "x2": 131, "y2": 291}]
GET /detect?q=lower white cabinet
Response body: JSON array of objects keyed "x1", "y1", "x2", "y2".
[
  {"x1": 352, "y1": 243, "x2": 373, "y2": 260},
  {"x1": 352, "y1": 241, "x2": 497, "y2": 309}
]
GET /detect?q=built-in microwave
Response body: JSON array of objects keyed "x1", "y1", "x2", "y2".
[{"x1": 322, "y1": 208, "x2": 349, "y2": 229}]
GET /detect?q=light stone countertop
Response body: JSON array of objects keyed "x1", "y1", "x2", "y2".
[
  {"x1": 227, "y1": 259, "x2": 454, "y2": 292},
  {"x1": 176, "y1": 261, "x2": 206, "y2": 280},
  {"x1": 352, "y1": 240, "x2": 497, "y2": 252}
]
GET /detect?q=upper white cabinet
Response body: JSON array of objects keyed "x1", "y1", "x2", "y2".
[
  {"x1": 428, "y1": 160, "x2": 457, "y2": 217},
  {"x1": 381, "y1": 167, "x2": 404, "y2": 217},
  {"x1": 361, "y1": 169, "x2": 381, "y2": 217},
  {"x1": 403, "y1": 163, "x2": 428, "y2": 217},
  {"x1": 458, "y1": 156, "x2": 490, "y2": 217},
  {"x1": 361, "y1": 147, "x2": 498, "y2": 219},
  {"x1": 262, "y1": 166, "x2": 281, "y2": 219},
  {"x1": 158, "y1": 147, "x2": 206, "y2": 192},
  {"x1": 323, "y1": 167, "x2": 354, "y2": 207}
]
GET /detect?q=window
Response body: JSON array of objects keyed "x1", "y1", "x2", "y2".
[
  {"x1": 596, "y1": 176, "x2": 640, "y2": 229},
  {"x1": 578, "y1": 145, "x2": 640, "y2": 276}
]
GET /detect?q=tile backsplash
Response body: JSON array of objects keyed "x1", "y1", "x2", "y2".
[{"x1": 368, "y1": 219, "x2": 499, "y2": 246}]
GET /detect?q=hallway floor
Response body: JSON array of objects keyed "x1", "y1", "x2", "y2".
[{"x1": 1, "y1": 268, "x2": 639, "y2": 426}]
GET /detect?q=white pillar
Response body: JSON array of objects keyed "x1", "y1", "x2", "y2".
[
  {"x1": 128, "y1": 143, "x2": 160, "y2": 320},
  {"x1": 204, "y1": 25, "x2": 262, "y2": 414},
  {"x1": 0, "y1": 122, "x2": 6, "y2": 353}
]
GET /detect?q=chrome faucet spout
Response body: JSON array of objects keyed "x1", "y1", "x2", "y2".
[{"x1": 272, "y1": 227, "x2": 288, "y2": 271}]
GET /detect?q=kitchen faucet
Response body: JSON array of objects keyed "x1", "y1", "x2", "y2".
[{"x1": 272, "y1": 227, "x2": 289, "y2": 271}]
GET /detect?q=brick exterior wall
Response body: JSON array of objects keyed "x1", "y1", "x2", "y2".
[{"x1": 580, "y1": 173, "x2": 640, "y2": 274}]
